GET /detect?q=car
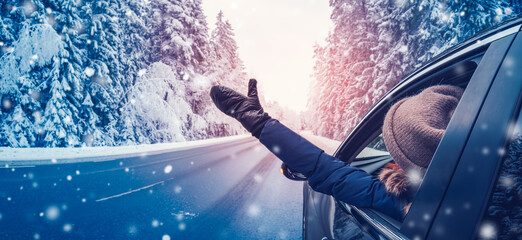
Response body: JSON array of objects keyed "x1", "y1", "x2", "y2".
[{"x1": 283, "y1": 16, "x2": 522, "y2": 239}]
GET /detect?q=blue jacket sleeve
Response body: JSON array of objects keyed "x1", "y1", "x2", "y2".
[{"x1": 259, "y1": 119, "x2": 404, "y2": 220}]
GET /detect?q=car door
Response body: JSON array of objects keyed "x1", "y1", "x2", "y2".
[
  {"x1": 333, "y1": 25, "x2": 521, "y2": 239},
  {"x1": 421, "y1": 29, "x2": 522, "y2": 240}
]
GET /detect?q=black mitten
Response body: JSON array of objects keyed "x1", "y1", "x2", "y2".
[{"x1": 210, "y1": 79, "x2": 272, "y2": 138}]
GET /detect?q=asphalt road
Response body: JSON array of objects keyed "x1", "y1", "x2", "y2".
[{"x1": 0, "y1": 137, "x2": 303, "y2": 239}]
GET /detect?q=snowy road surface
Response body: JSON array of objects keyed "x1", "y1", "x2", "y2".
[{"x1": 0, "y1": 137, "x2": 303, "y2": 239}]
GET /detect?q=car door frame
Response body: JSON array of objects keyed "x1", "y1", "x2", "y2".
[{"x1": 331, "y1": 25, "x2": 521, "y2": 239}]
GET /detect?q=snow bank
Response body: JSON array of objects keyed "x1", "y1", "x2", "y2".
[{"x1": 0, "y1": 135, "x2": 251, "y2": 164}]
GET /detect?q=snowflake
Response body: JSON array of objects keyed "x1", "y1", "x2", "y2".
[
  {"x1": 82, "y1": 198, "x2": 86, "y2": 203},
  {"x1": 254, "y1": 174, "x2": 263, "y2": 183},
  {"x1": 247, "y1": 204, "x2": 261, "y2": 217},
  {"x1": 272, "y1": 145, "x2": 281, "y2": 154},
  {"x1": 164, "y1": 165, "x2": 172, "y2": 174},
  {"x1": 67, "y1": 175, "x2": 72, "y2": 181},
  {"x1": 444, "y1": 207, "x2": 452, "y2": 215},
  {"x1": 497, "y1": 148, "x2": 506, "y2": 156},
  {"x1": 46, "y1": 8, "x2": 52, "y2": 14},
  {"x1": 505, "y1": 8, "x2": 513, "y2": 15},
  {"x1": 76, "y1": 170, "x2": 80, "y2": 175},
  {"x1": 127, "y1": 225, "x2": 138, "y2": 235},
  {"x1": 174, "y1": 185, "x2": 182, "y2": 194},
  {"x1": 495, "y1": 8, "x2": 503, "y2": 15},
  {"x1": 137, "y1": 69, "x2": 147, "y2": 76},
  {"x1": 63, "y1": 223, "x2": 73, "y2": 232},
  {"x1": 84, "y1": 67, "x2": 95, "y2": 77},
  {"x1": 51, "y1": 158, "x2": 57, "y2": 164},
  {"x1": 33, "y1": 110, "x2": 42, "y2": 119},
  {"x1": 23, "y1": 2, "x2": 36, "y2": 15},
  {"x1": 2, "y1": 98, "x2": 12, "y2": 110},
  {"x1": 178, "y1": 222, "x2": 186, "y2": 231},
  {"x1": 407, "y1": 169, "x2": 422, "y2": 185},
  {"x1": 152, "y1": 219, "x2": 159, "y2": 228},
  {"x1": 45, "y1": 206, "x2": 60, "y2": 221},
  {"x1": 482, "y1": 147, "x2": 490, "y2": 155},
  {"x1": 479, "y1": 222, "x2": 497, "y2": 239},
  {"x1": 162, "y1": 234, "x2": 171, "y2": 240},
  {"x1": 460, "y1": 11, "x2": 465, "y2": 16}
]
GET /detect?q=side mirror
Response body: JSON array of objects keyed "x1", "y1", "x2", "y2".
[{"x1": 280, "y1": 163, "x2": 308, "y2": 181}]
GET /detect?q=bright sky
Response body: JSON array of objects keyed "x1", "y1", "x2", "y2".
[{"x1": 201, "y1": 0, "x2": 333, "y2": 112}]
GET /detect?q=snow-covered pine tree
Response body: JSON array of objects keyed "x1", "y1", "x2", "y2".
[
  {"x1": 0, "y1": 1, "x2": 91, "y2": 147},
  {"x1": 182, "y1": 0, "x2": 211, "y2": 74},
  {"x1": 117, "y1": 0, "x2": 151, "y2": 87},
  {"x1": 79, "y1": 0, "x2": 126, "y2": 145},
  {"x1": 309, "y1": 0, "x2": 522, "y2": 140},
  {"x1": 208, "y1": 11, "x2": 247, "y2": 90},
  {"x1": 202, "y1": 10, "x2": 249, "y2": 138},
  {"x1": 120, "y1": 62, "x2": 193, "y2": 144},
  {"x1": 151, "y1": 0, "x2": 207, "y2": 74}
]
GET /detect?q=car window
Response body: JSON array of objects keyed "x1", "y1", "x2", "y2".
[
  {"x1": 479, "y1": 108, "x2": 522, "y2": 239},
  {"x1": 355, "y1": 133, "x2": 389, "y2": 159}
]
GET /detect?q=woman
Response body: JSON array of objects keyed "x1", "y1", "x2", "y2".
[{"x1": 210, "y1": 79, "x2": 463, "y2": 221}]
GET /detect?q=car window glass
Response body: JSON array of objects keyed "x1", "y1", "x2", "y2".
[
  {"x1": 480, "y1": 108, "x2": 522, "y2": 239},
  {"x1": 354, "y1": 133, "x2": 389, "y2": 159}
]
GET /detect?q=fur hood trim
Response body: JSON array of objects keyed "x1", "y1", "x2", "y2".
[{"x1": 378, "y1": 168, "x2": 409, "y2": 196}]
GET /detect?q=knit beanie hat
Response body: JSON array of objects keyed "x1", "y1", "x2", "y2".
[{"x1": 382, "y1": 85, "x2": 464, "y2": 176}]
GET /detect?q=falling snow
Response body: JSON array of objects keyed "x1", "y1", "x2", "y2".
[
  {"x1": 479, "y1": 222, "x2": 497, "y2": 239},
  {"x1": 174, "y1": 185, "x2": 182, "y2": 194},
  {"x1": 137, "y1": 69, "x2": 147, "y2": 76},
  {"x1": 247, "y1": 204, "x2": 261, "y2": 217},
  {"x1": 152, "y1": 219, "x2": 159, "y2": 228},
  {"x1": 178, "y1": 222, "x2": 186, "y2": 231},
  {"x1": 84, "y1": 67, "x2": 95, "y2": 77},
  {"x1": 164, "y1": 165, "x2": 173, "y2": 174},
  {"x1": 162, "y1": 235, "x2": 171, "y2": 240},
  {"x1": 272, "y1": 145, "x2": 281, "y2": 154},
  {"x1": 63, "y1": 223, "x2": 73, "y2": 232},
  {"x1": 45, "y1": 206, "x2": 60, "y2": 221}
]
